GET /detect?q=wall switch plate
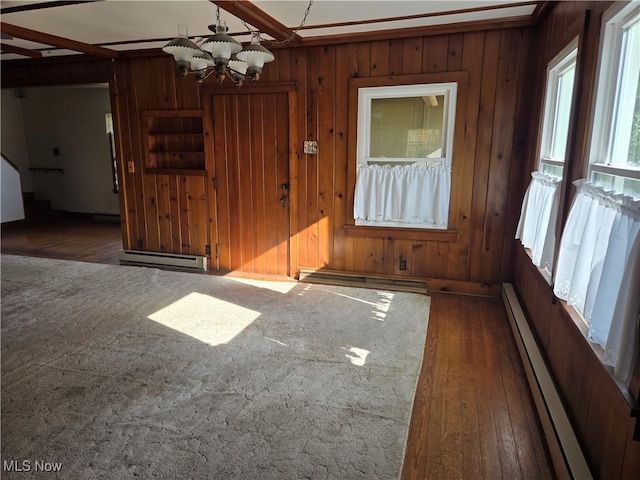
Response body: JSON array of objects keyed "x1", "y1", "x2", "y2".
[
  {"x1": 128, "y1": 161, "x2": 135, "y2": 173},
  {"x1": 303, "y1": 140, "x2": 318, "y2": 154}
]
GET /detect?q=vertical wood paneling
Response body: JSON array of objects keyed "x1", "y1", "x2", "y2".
[
  {"x1": 388, "y1": 39, "x2": 404, "y2": 75},
  {"x1": 178, "y1": 176, "x2": 192, "y2": 253},
  {"x1": 317, "y1": 45, "x2": 336, "y2": 269},
  {"x1": 238, "y1": 94, "x2": 255, "y2": 271},
  {"x1": 8, "y1": 24, "x2": 536, "y2": 289},
  {"x1": 513, "y1": 244, "x2": 640, "y2": 479},
  {"x1": 114, "y1": 60, "x2": 137, "y2": 250},
  {"x1": 468, "y1": 30, "x2": 500, "y2": 282},
  {"x1": 480, "y1": 29, "x2": 522, "y2": 284},
  {"x1": 305, "y1": 47, "x2": 320, "y2": 268},
  {"x1": 254, "y1": 94, "x2": 270, "y2": 275},
  {"x1": 370, "y1": 39, "x2": 390, "y2": 77},
  {"x1": 446, "y1": 34, "x2": 464, "y2": 71},
  {"x1": 211, "y1": 91, "x2": 290, "y2": 275},
  {"x1": 276, "y1": 93, "x2": 291, "y2": 276},
  {"x1": 186, "y1": 176, "x2": 207, "y2": 256},
  {"x1": 456, "y1": 31, "x2": 484, "y2": 283},
  {"x1": 446, "y1": 32, "x2": 483, "y2": 281},
  {"x1": 332, "y1": 43, "x2": 358, "y2": 272},
  {"x1": 402, "y1": 37, "x2": 423, "y2": 75},
  {"x1": 423, "y1": 35, "x2": 449, "y2": 73},
  {"x1": 291, "y1": 47, "x2": 309, "y2": 269},
  {"x1": 157, "y1": 174, "x2": 172, "y2": 252}
]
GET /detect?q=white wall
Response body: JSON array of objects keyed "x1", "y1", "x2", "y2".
[
  {"x1": 19, "y1": 86, "x2": 120, "y2": 215},
  {"x1": 1, "y1": 89, "x2": 32, "y2": 193},
  {"x1": 1, "y1": 157, "x2": 25, "y2": 223}
]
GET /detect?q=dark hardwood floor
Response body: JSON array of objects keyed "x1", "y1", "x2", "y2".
[
  {"x1": 1, "y1": 217, "x2": 554, "y2": 479},
  {"x1": 1, "y1": 216, "x2": 123, "y2": 265}
]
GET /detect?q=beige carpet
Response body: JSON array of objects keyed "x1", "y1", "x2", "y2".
[{"x1": 1, "y1": 254, "x2": 429, "y2": 479}]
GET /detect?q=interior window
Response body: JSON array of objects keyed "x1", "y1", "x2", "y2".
[
  {"x1": 354, "y1": 83, "x2": 457, "y2": 229},
  {"x1": 539, "y1": 40, "x2": 578, "y2": 178},
  {"x1": 588, "y1": 3, "x2": 640, "y2": 199}
]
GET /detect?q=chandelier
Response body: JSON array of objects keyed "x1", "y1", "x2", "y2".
[{"x1": 163, "y1": 1, "x2": 312, "y2": 86}]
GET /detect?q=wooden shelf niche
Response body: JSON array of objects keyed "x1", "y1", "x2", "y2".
[{"x1": 142, "y1": 110, "x2": 205, "y2": 175}]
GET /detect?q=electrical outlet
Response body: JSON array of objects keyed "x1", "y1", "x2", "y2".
[{"x1": 399, "y1": 259, "x2": 407, "y2": 271}]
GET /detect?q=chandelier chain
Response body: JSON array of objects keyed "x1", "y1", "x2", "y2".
[{"x1": 232, "y1": 0, "x2": 313, "y2": 45}]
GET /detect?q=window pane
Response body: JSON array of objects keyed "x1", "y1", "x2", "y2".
[
  {"x1": 609, "y1": 18, "x2": 640, "y2": 167},
  {"x1": 550, "y1": 64, "x2": 576, "y2": 159},
  {"x1": 592, "y1": 171, "x2": 640, "y2": 198},
  {"x1": 369, "y1": 95, "x2": 444, "y2": 159},
  {"x1": 541, "y1": 163, "x2": 564, "y2": 178}
]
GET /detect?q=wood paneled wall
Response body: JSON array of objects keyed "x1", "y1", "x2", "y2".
[
  {"x1": 512, "y1": 246, "x2": 640, "y2": 479},
  {"x1": 510, "y1": 1, "x2": 640, "y2": 479},
  {"x1": 2, "y1": 28, "x2": 531, "y2": 293},
  {"x1": 112, "y1": 57, "x2": 209, "y2": 257},
  {"x1": 256, "y1": 28, "x2": 531, "y2": 293}
]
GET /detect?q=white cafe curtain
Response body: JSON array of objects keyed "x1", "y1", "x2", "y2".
[
  {"x1": 515, "y1": 171, "x2": 562, "y2": 269},
  {"x1": 553, "y1": 180, "x2": 640, "y2": 382},
  {"x1": 354, "y1": 164, "x2": 450, "y2": 228}
]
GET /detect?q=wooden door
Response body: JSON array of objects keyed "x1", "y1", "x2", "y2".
[{"x1": 209, "y1": 91, "x2": 291, "y2": 276}]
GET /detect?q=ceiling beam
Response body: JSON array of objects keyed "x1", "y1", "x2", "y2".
[
  {"x1": 212, "y1": 1, "x2": 299, "y2": 43},
  {"x1": 1, "y1": 1, "x2": 103, "y2": 15},
  {"x1": 1, "y1": 42, "x2": 43, "y2": 58},
  {"x1": 0, "y1": 23, "x2": 119, "y2": 58}
]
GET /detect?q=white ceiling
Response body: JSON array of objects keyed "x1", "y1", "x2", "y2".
[{"x1": 0, "y1": 0, "x2": 539, "y2": 61}]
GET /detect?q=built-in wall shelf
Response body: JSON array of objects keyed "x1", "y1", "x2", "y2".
[{"x1": 142, "y1": 109, "x2": 205, "y2": 173}]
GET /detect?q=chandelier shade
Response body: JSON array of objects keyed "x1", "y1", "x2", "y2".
[
  {"x1": 162, "y1": 36, "x2": 201, "y2": 64},
  {"x1": 189, "y1": 50, "x2": 215, "y2": 72},
  {"x1": 236, "y1": 36, "x2": 275, "y2": 73},
  {"x1": 200, "y1": 24, "x2": 242, "y2": 65},
  {"x1": 229, "y1": 56, "x2": 248, "y2": 76},
  {"x1": 163, "y1": 1, "x2": 311, "y2": 86}
]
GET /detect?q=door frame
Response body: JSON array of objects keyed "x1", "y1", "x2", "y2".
[{"x1": 202, "y1": 82, "x2": 298, "y2": 277}]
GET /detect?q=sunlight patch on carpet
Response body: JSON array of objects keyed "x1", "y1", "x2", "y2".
[
  {"x1": 343, "y1": 346, "x2": 370, "y2": 366},
  {"x1": 224, "y1": 276, "x2": 297, "y2": 293},
  {"x1": 148, "y1": 292, "x2": 260, "y2": 346}
]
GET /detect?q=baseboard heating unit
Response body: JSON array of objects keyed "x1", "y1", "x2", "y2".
[
  {"x1": 502, "y1": 283, "x2": 591, "y2": 480},
  {"x1": 299, "y1": 269, "x2": 427, "y2": 294},
  {"x1": 118, "y1": 250, "x2": 207, "y2": 271}
]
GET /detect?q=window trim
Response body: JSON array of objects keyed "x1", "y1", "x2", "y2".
[
  {"x1": 356, "y1": 83, "x2": 458, "y2": 169},
  {"x1": 345, "y1": 72, "x2": 468, "y2": 237},
  {"x1": 538, "y1": 37, "x2": 578, "y2": 174},
  {"x1": 586, "y1": 2, "x2": 640, "y2": 190}
]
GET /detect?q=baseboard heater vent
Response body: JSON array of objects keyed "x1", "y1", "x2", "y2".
[
  {"x1": 119, "y1": 250, "x2": 207, "y2": 271},
  {"x1": 299, "y1": 269, "x2": 427, "y2": 294},
  {"x1": 502, "y1": 283, "x2": 591, "y2": 480}
]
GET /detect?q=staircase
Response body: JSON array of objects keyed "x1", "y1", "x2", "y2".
[{"x1": 20, "y1": 193, "x2": 61, "y2": 222}]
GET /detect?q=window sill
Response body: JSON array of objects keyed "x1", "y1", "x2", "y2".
[
  {"x1": 344, "y1": 224, "x2": 459, "y2": 242},
  {"x1": 522, "y1": 247, "x2": 553, "y2": 285}
]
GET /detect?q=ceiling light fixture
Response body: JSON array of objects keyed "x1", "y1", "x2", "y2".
[
  {"x1": 163, "y1": 1, "x2": 313, "y2": 86},
  {"x1": 163, "y1": 4, "x2": 268, "y2": 86}
]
